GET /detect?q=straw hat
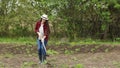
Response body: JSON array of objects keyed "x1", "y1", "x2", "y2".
[{"x1": 41, "y1": 14, "x2": 48, "y2": 20}]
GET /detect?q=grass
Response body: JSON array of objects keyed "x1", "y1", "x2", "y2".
[
  {"x1": 0, "y1": 37, "x2": 120, "y2": 45},
  {"x1": 0, "y1": 37, "x2": 36, "y2": 45},
  {"x1": 47, "y1": 49, "x2": 59, "y2": 55},
  {"x1": 64, "y1": 50, "x2": 74, "y2": 55},
  {"x1": 70, "y1": 38, "x2": 120, "y2": 45},
  {"x1": 0, "y1": 62, "x2": 5, "y2": 68},
  {"x1": 113, "y1": 61, "x2": 120, "y2": 68},
  {"x1": 74, "y1": 64, "x2": 84, "y2": 68},
  {"x1": 21, "y1": 61, "x2": 37, "y2": 68},
  {"x1": 49, "y1": 38, "x2": 120, "y2": 46}
]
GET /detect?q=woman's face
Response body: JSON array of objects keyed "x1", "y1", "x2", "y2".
[{"x1": 42, "y1": 19, "x2": 46, "y2": 23}]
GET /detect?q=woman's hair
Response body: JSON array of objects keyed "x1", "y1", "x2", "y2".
[
  {"x1": 40, "y1": 18, "x2": 50, "y2": 34},
  {"x1": 40, "y1": 18, "x2": 48, "y2": 25},
  {"x1": 45, "y1": 20, "x2": 50, "y2": 34}
]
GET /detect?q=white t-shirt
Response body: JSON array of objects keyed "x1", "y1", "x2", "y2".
[{"x1": 39, "y1": 24, "x2": 44, "y2": 37}]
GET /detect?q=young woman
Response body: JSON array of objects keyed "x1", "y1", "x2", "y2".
[{"x1": 35, "y1": 14, "x2": 50, "y2": 63}]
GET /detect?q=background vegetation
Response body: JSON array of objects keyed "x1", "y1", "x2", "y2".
[{"x1": 0, "y1": 0, "x2": 120, "y2": 41}]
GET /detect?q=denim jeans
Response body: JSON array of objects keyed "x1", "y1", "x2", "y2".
[{"x1": 37, "y1": 39, "x2": 47, "y2": 61}]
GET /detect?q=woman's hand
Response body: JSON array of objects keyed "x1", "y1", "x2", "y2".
[
  {"x1": 41, "y1": 36, "x2": 46, "y2": 42},
  {"x1": 37, "y1": 32, "x2": 46, "y2": 41},
  {"x1": 37, "y1": 32, "x2": 42, "y2": 40}
]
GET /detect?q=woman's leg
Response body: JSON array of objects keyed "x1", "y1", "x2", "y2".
[
  {"x1": 43, "y1": 39, "x2": 48, "y2": 60},
  {"x1": 37, "y1": 39, "x2": 48, "y2": 63},
  {"x1": 44, "y1": 39, "x2": 48, "y2": 46},
  {"x1": 37, "y1": 39, "x2": 42, "y2": 62},
  {"x1": 43, "y1": 39, "x2": 47, "y2": 55}
]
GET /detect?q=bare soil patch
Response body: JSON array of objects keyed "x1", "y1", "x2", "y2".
[{"x1": 0, "y1": 44, "x2": 120, "y2": 68}]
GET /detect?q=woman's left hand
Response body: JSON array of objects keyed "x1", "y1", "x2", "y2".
[{"x1": 41, "y1": 38, "x2": 44, "y2": 43}]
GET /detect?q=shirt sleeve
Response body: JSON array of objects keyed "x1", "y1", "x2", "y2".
[
  {"x1": 44, "y1": 23, "x2": 50, "y2": 36},
  {"x1": 35, "y1": 21, "x2": 39, "y2": 33}
]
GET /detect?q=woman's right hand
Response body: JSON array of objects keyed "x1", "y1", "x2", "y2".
[{"x1": 37, "y1": 32, "x2": 42, "y2": 40}]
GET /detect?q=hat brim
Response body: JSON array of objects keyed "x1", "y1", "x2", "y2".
[{"x1": 41, "y1": 16, "x2": 48, "y2": 20}]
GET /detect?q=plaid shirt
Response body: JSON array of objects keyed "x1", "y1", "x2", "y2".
[{"x1": 35, "y1": 20, "x2": 50, "y2": 41}]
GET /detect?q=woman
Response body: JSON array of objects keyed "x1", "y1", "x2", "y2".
[{"x1": 35, "y1": 14, "x2": 50, "y2": 63}]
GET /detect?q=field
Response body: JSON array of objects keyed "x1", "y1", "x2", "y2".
[
  {"x1": 0, "y1": 42, "x2": 120, "y2": 68},
  {"x1": 1, "y1": 0, "x2": 120, "y2": 68}
]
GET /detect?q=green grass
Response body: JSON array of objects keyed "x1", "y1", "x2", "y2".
[
  {"x1": 74, "y1": 64, "x2": 84, "y2": 68},
  {"x1": 0, "y1": 37, "x2": 120, "y2": 45},
  {"x1": 113, "y1": 61, "x2": 120, "y2": 68},
  {"x1": 69, "y1": 38, "x2": 120, "y2": 45},
  {"x1": 47, "y1": 49, "x2": 59, "y2": 55},
  {"x1": 21, "y1": 61, "x2": 37, "y2": 68},
  {"x1": 0, "y1": 37, "x2": 36, "y2": 45},
  {"x1": 49, "y1": 38, "x2": 120, "y2": 46}
]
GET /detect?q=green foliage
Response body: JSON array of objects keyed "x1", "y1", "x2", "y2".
[
  {"x1": 72, "y1": 57, "x2": 77, "y2": 61},
  {"x1": 47, "y1": 49, "x2": 59, "y2": 55},
  {"x1": 3, "y1": 54, "x2": 14, "y2": 58},
  {"x1": 0, "y1": 37, "x2": 35, "y2": 45},
  {"x1": 114, "y1": 4, "x2": 120, "y2": 9},
  {"x1": 0, "y1": 0, "x2": 120, "y2": 41},
  {"x1": 0, "y1": 62, "x2": 5, "y2": 68},
  {"x1": 105, "y1": 48, "x2": 109, "y2": 53},
  {"x1": 64, "y1": 50, "x2": 74, "y2": 55},
  {"x1": 21, "y1": 61, "x2": 37, "y2": 68},
  {"x1": 74, "y1": 64, "x2": 84, "y2": 68},
  {"x1": 115, "y1": 38, "x2": 120, "y2": 41},
  {"x1": 113, "y1": 61, "x2": 120, "y2": 68},
  {"x1": 60, "y1": 64, "x2": 69, "y2": 68}
]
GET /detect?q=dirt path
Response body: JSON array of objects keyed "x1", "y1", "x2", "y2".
[{"x1": 0, "y1": 44, "x2": 120, "y2": 68}]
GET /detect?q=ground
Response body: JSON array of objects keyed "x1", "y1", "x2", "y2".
[{"x1": 0, "y1": 44, "x2": 120, "y2": 68}]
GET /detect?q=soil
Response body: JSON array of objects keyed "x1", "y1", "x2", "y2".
[{"x1": 0, "y1": 44, "x2": 120, "y2": 68}]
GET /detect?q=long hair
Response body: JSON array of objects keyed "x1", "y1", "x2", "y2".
[
  {"x1": 45, "y1": 20, "x2": 50, "y2": 35},
  {"x1": 40, "y1": 18, "x2": 50, "y2": 34}
]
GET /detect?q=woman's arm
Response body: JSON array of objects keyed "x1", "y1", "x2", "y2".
[{"x1": 35, "y1": 22, "x2": 39, "y2": 33}]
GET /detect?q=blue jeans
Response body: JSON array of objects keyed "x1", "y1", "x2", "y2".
[{"x1": 37, "y1": 39, "x2": 47, "y2": 61}]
